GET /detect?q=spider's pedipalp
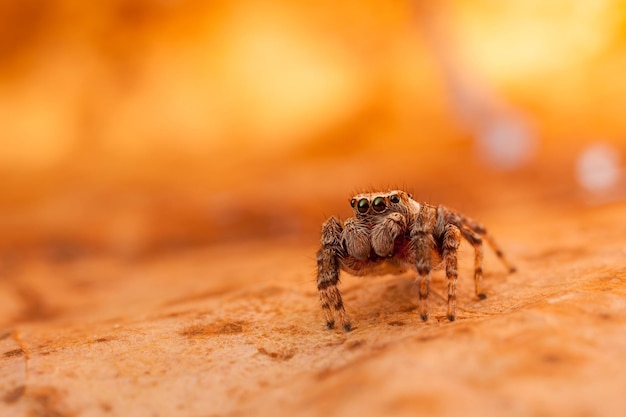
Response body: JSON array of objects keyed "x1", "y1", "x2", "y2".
[
  {"x1": 371, "y1": 212, "x2": 406, "y2": 257},
  {"x1": 342, "y1": 217, "x2": 371, "y2": 261}
]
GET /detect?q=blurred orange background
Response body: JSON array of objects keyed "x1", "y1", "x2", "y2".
[{"x1": 1, "y1": 0, "x2": 625, "y2": 258}]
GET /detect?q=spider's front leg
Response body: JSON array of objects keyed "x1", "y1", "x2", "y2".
[{"x1": 317, "y1": 217, "x2": 352, "y2": 332}]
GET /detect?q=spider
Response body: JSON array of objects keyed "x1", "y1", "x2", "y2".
[{"x1": 316, "y1": 190, "x2": 516, "y2": 331}]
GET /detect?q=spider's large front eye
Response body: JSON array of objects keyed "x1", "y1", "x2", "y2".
[
  {"x1": 357, "y1": 198, "x2": 369, "y2": 213},
  {"x1": 372, "y1": 197, "x2": 386, "y2": 212},
  {"x1": 389, "y1": 195, "x2": 400, "y2": 204}
]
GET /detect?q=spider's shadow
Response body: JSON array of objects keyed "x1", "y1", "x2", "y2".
[
  {"x1": 343, "y1": 274, "x2": 449, "y2": 322},
  {"x1": 342, "y1": 268, "x2": 510, "y2": 324}
]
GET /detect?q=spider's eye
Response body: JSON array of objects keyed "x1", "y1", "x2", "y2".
[
  {"x1": 350, "y1": 198, "x2": 356, "y2": 208},
  {"x1": 372, "y1": 197, "x2": 386, "y2": 212},
  {"x1": 357, "y1": 198, "x2": 369, "y2": 213},
  {"x1": 389, "y1": 195, "x2": 400, "y2": 204}
]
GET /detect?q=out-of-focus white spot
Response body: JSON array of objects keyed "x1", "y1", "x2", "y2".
[
  {"x1": 476, "y1": 117, "x2": 537, "y2": 170},
  {"x1": 576, "y1": 143, "x2": 620, "y2": 192}
]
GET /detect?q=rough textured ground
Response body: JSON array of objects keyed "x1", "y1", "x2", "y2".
[
  {"x1": 2, "y1": 2, "x2": 626, "y2": 416},
  {"x1": 1, "y1": 200, "x2": 625, "y2": 417}
]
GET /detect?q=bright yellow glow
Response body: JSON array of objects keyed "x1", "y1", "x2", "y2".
[{"x1": 450, "y1": 0, "x2": 621, "y2": 82}]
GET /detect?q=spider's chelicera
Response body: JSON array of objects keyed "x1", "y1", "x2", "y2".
[{"x1": 316, "y1": 190, "x2": 516, "y2": 331}]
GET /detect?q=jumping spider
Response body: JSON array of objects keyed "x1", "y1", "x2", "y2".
[{"x1": 316, "y1": 190, "x2": 515, "y2": 331}]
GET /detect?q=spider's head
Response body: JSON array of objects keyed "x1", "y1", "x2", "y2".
[{"x1": 349, "y1": 190, "x2": 414, "y2": 217}]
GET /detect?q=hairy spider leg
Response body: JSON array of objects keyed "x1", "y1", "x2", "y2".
[
  {"x1": 411, "y1": 205, "x2": 437, "y2": 321},
  {"x1": 461, "y1": 216, "x2": 517, "y2": 274},
  {"x1": 442, "y1": 224, "x2": 462, "y2": 321},
  {"x1": 317, "y1": 217, "x2": 352, "y2": 331},
  {"x1": 459, "y1": 226, "x2": 486, "y2": 299}
]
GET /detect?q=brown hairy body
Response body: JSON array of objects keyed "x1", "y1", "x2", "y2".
[{"x1": 316, "y1": 190, "x2": 516, "y2": 332}]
